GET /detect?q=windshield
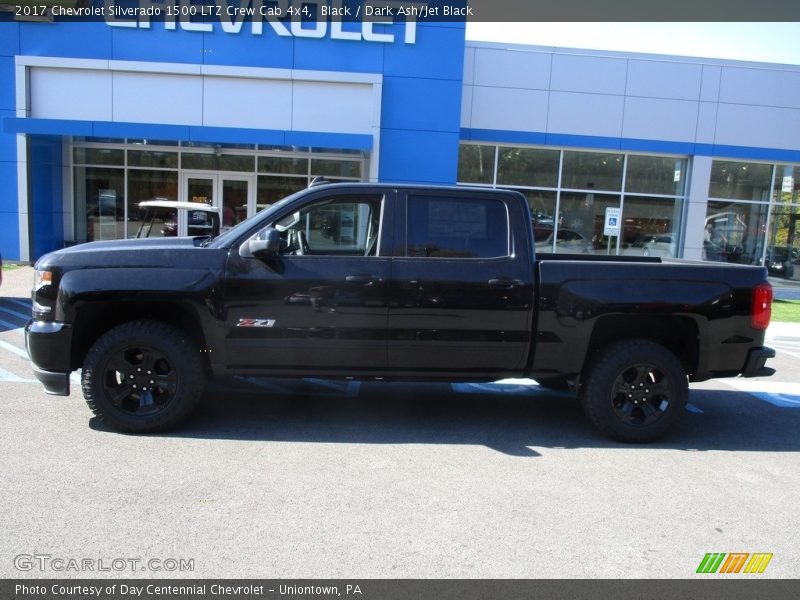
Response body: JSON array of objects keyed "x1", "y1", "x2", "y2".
[{"x1": 207, "y1": 189, "x2": 307, "y2": 248}]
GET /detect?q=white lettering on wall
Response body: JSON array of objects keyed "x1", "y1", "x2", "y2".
[{"x1": 105, "y1": 0, "x2": 419, "y2": 44}]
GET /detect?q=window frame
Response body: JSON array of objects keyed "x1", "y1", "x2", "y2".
[
  {"x1": 402, "y1": 192, "x2": 512, "y2": 260},
  {"x1": 237, "y1": 190, "x2": 389, "y2": 259}
]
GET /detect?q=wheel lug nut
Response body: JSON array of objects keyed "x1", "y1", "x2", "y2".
[
  {"x1": 150, "y1": 380, "x2": 154, "y2": 385},
  {"x1": 128, "y1": 375, "x2": 134, "y2": 380},
  {"x1": 132, "y1": 384, "x2": 137, "y2": 389}
]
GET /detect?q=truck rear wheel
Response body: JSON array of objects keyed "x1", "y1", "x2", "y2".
[
  {"x1": 81, "y1": 320, "x2": 205, "y2": 432},
  {"x1": 581, "y1": 339, "x2": 687, "y2": 442}
]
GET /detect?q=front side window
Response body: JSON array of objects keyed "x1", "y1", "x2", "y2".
[
  {"x1": 406, "y1": 195, "x2": 509, "y2": 259},
  {"x1": 273, "y1": 195, "x2": 383, "y2": 257}
]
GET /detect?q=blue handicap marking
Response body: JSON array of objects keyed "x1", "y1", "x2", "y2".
[
  {"x1": 723, "y1": 380, "x2": 800, "y2": 408},
  {"x1": 452, "y1": 378, "x2": 572, "y2": 396},
  {"x1": 231, "y1": 377, "x2": 360, "y2": 396},
  {"x1": 749, "y1": 392, "x2": 800, "y2": 408}
]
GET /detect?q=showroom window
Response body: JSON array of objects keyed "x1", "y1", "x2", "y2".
[
  {"x1": 704, "y1": 160, "x2": 774, "y2": 266},
  {"x1": 765, "y1": 164, "x2": 800, "y2": 279},
  {"x1": 709, "y1": 160, "x2": 772, "y2": 201},
  {"x1": 73, "y1": 166, "x2": 125, "y2": 243},
  {"x1": 71, "y1": 139, "x2": 366, "y2": 243},
  {"x1": 457, "y1": 144, "x2": 687, "y2": 257}
]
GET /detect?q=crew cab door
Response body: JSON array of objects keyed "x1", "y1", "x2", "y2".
[
  {"x1": 388, "y1": 190, "x2": 533, "y2": 373},
  {"x1": 223, "y1": 189, "x2": 393, "y2": 373}
]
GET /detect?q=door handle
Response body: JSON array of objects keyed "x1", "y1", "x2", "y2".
[
  {"x1": 488, "y1": 278, "x2": 523, "y2": 289},
  {"x1": 346, "y1": 274, "x2": 376, "y2": 286}
]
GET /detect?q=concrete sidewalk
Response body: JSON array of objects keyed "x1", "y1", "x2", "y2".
[{"x1": 767, "y1": 321, "x2": 800, "y2": 341}]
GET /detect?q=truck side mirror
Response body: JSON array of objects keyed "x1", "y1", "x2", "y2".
[{"x1": 240, "y1": 227, "x2": 282, "y2": 259}]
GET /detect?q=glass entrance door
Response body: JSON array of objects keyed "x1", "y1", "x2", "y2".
[{"x1": 181, "y1": 172, "x2": 255, "y2": 235}]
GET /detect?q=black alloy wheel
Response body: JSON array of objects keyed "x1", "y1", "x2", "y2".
[
  {"x1": 101, "y1": 345, "x2": 178, "y2": 417},
  {"x1": 581, "y1": 339, "x2": 688, "y2": 443},
  {"x1": 82, "y1": 320, "x2": 205, "y2": 432},
  {"x1": 610, "y1": 363, "x2": 672, "y2": 427}
]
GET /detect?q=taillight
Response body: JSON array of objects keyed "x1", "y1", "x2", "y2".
[{"x1": 751, "y1": 282, "x2": 772, "y2": 330}]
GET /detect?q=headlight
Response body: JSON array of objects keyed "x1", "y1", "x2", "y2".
[
  {"x1": 32, "y1": 268, "x2": 55, "y2": 319},
  {"x1": 33, "y1": 268, "x2": 53, "y2": 291}
]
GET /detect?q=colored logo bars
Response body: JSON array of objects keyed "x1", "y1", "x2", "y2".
[{"x1": 696, "y1": 553, "x2": 773, "y2": 574}]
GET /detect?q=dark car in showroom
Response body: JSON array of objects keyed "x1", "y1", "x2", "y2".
[{"x1": 766, "y1": 245, "x2": 798, "y2": 279}]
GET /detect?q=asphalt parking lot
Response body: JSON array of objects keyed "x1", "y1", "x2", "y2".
[{"x1": 1, "y1": 265, "x2": 799, "y2": 579}]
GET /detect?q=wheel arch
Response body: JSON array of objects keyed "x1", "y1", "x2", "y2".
[
  {"x1": 70, "y1": 301, "x2": 212, "y2": 373},
  {"x1": 583, "y1": 314, "x2": 699, "y2": 380}
]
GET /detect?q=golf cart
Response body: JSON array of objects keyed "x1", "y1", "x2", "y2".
[{"x1": 135, "y1": 199, "x2": 220, "y2": 239}]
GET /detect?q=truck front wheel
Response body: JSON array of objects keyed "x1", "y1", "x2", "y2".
[
  {"x1": 581, "y1": 339, "x2": 688, "y2": 442},
  {"x1": 81, "y1": 320, "x2": 205, "y2": 432}
]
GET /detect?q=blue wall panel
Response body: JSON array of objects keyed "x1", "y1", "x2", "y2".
[
  {"x1": 4, "y1": 117, "x2": 93, "y2": 137},
  {"x1": 0, "y1": 157, "x2": 19, "y2": 260},
  {"x1": 190, "y1": 126, "x2": 286, "y2": 146},
  {"x1": 0, "y1": 57, "x2": 15, "y2": 112},
  {"x1": 20, "y1": 22, "x2": 112, "y2": 59},
  {"x1": 0, "y1": 110, "x2": 17, "y2": 163},
  {"x1": 293, "y1": 36, "x2": 384, "y2": 73},
  {"x1": 378, "y1": 23, "x2": 465, "y2": 186},
  {"x1": 112, "y1": 27, "x2": 205, "y2": 64},
  {"x1": 92, "y1": 121, "x2": 191, "y2": 141},
  {"x1": 28, "y1": 136, "x2": 63, "y2": 258},
  {"x1": 383, "y1": 23, "x2": 465, "y2": 80},
  {"x1": 379, "y1": 129, "x2": 460, "y2": 184},
  {"x1": 0, "y1": 210, "x2": 20, "y2": 262},
  {"x1": 0, "y1": 160, "x2": 17, "y2": 213},
  {"x1": 202, "y1": 28, "x2": 293, "y2": 69},
  {"x1": 0, "y1": 23, "x2": 20, "y2": 57},
  {"x1": 381, "y1": 76, "x2": 461, "y2": 133}
]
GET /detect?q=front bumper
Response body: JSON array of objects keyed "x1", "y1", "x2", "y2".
[
  {"x1": 25, "y1": 320, "x2": 73, "y2": 396},
  {"x1": 31, "y1": 365, "x2": 70, "y2": 396},
  {"x1": 741, "y1": 346, "x2": 776, "y2": 378}
]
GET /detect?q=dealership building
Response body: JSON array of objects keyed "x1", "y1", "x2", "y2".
[{"x1": 1, "y1": 15, "x2": 799, "y2": 273}]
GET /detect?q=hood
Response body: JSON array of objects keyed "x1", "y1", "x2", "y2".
[{"x1": 35, "y1": 237, "x2": 219, "y2": 271}]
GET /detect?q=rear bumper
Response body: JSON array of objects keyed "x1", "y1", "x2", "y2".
[{"x1": 741, "y1": 346, "x2": 776, "y2": 378}]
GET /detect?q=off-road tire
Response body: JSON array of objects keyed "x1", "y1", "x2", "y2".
[
  {"x1": 82, "y1": 320, "x2": 205, "y2": 432},
  {"x1": 581, "y1": 339, "x2": 688, "y2": 443}
]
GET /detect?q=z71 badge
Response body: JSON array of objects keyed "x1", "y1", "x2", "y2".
[{"x1": 236, "y1": 318, "x2": 276, "y2": 328}]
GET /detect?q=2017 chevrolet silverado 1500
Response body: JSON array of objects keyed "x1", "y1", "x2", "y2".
[{"x1": 26, "y1": 183, "x2": 775, "y2": 442}]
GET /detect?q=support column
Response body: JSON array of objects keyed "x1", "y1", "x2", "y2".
[{"x1": 682, "y1": 156, "x2": 713, "y2": 260}]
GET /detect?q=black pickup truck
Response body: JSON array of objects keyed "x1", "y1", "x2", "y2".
[{"x1": 26, "y1": 183, "x2": 775, "y2": 441}]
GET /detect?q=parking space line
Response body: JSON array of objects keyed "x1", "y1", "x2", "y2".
[
  {"x1": 0, "y1": 305, "x2": 30, "y2": 322},
  {"x1": 723, "y1": 379, "x2": 800, "y2": 408},
  {"x1": 0, "y1": 365, "x2": 36, "y2": 384},
  {"x1": 771, "y1": 345, "x2": 800, "y2": 360},
  {"x1": 0, "y1": 338, "x2": 29, "y2": 360},
  {"x1": 7, "y1": 299, "x2": 31, "y2": 310},
  {"x1": 0, "y1": 319, "x2": 24, "y2": 333}
]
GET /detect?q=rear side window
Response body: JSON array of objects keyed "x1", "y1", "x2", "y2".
[{"x1": 407, "y1": 195, "x2": 509, "y2": 258}]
